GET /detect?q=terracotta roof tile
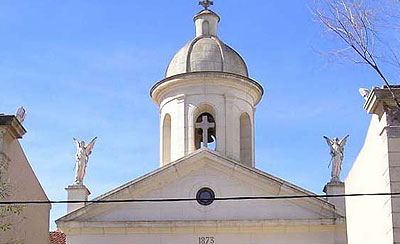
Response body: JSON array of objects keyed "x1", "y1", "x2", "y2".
[{"x1": 49, "y1": 231, "x2": 66, "y2": 244}]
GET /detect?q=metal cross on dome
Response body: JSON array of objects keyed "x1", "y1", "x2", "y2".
[{"x1": 199, "y1": 0, "x2": 213, "y2": 10}]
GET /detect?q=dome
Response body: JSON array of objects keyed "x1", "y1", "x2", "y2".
[
  {"x1": 165, "y1": 37, "x2": 249, "y2": 78},
  {"x1": 165, "y1": 9, "x2": 249, "y2": 78}
]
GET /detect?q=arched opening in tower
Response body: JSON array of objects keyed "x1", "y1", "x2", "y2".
[{"x1": 195, "y1": 112, "x2": 216, "y2": 150}]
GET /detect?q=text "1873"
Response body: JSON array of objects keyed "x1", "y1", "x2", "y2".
[{"x1": 199, "y1": 237, "x2": 215, "y2": 244}]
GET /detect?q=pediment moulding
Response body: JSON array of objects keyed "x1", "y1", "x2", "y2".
[{"x1": 56, "y1": 149, "x2": 340, "y2": 225}]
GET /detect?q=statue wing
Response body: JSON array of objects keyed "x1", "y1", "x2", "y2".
[
  {"x1": 73, "y1": 138, "x2": 80, "y2": 150},
  {"x1": 324, "y1": 136, "x2": 334, "y2": 167},
  {"x1": 323, "y1": 136, "x2": 333, "y2": 147},
  {"x1": 339, "y1": 135, "x2": 350, "y2": 148},
  {"x1": 85, "y1": 137, "x2": 97, "y2": 155}
]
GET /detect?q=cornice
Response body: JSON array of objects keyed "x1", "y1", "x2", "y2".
[
  {"x1": 58, "y1": 218, "x2": 346, "y2": 235},
  {"x1": 150, "y1": 71, "x2": 264, "y2": 106},
  {"x1": 0, "y1": 115, "x2": 26, "y2": 139},
  {"x1": 364, "y1": 87, "x2": 400, "y2": 116}
]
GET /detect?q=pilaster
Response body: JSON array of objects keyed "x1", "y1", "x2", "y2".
[{"x1": 173, "y1": 96, "x2": 186, "y2": 161}]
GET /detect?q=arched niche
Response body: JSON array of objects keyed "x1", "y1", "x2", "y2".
[
  {"x1": 202, "y1": 20, "x2": 210, "y2": 36},
  {"x1": 162, "y1": 114, "x2": 171, "y2": 165},
  {"x1": 240, "y1": 112, "x2": 252, "y2": 166}
]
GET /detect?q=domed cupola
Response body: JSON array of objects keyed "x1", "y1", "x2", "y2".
[
  {"x1": 165, "y1": 9, "x2": 249, "y2": 78},
  {"x1": 151, "y1": 1, "x2": 263, "y2": 168}
]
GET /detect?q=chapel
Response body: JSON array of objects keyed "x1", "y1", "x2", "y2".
[{"x1": 56, "y1": 3, "x2": 349, "y2": 244}]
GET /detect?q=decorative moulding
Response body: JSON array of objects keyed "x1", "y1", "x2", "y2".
[
  {"x1": 151, "y1": 71, "x2": 264, "y2": 106},
  {"x1": 364, "y1": 87, "x2": 400, "y2": 138},
  {"x1": 364, "y1": 86, "x2": 400, "y2": 118},
  {"x1": 65, "y1": 184, "x2": 91, "y2": 195},
  {"x1": 0, "y1": 115, "x2": 26, "y2": 139}
]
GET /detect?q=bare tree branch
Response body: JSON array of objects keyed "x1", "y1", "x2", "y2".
[{"x1": 312, "y1": 0, "x2": 400, "y2": 107}]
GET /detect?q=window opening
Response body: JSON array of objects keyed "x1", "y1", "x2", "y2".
[
  {"x1": 195, "y1": 113, "x2": 216, "y2": 150},
  {"x1": 196, "y1": 187, "x2": 215, "y2": 206}
]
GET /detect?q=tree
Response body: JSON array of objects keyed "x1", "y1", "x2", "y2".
[
  {"x1": 312, "y1": 0, "x2": 400, "y2": 107},
  {"x1": 0, "y1": 157, "x2": 23, "y2": 244}
]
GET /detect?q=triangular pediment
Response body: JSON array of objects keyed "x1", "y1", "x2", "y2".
[{"x1": 57, "y1": 149, "x2": 341, "y2": 225}]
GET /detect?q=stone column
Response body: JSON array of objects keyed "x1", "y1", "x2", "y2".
[
  {"x1": 65, "y1": 185, "x2": 90, "y2": 214},
  {"x1": 323, "y1": 182, "x2": 346, "y2": 213}
]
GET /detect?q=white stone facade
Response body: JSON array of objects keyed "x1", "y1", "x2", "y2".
[
  {"x1": 346, "y1": 87, "x2": 400, "y2": 244},
  {"x1": 58, "y1": 150, "x2": 346, "y2": 244},
  {"x1": 58, "y1": 7, "x2": 347, "y2": 244},
  {"x1": 152, "y1": 72, "x2": 262, "y2": 167}
]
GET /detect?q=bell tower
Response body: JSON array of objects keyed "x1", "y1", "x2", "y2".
[{"x1": 150, "y1": 2, "x2": 263, "y2": 168}]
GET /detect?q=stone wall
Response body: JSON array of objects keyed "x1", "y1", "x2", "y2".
[
  {"x1": 0, "y1": 115, "x2": 51, "y2": 244},
  {"x1": 346, "y1": 87, "x2": 400, "y2": 244}
]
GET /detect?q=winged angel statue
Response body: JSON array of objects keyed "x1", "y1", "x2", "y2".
[
  {"x1": 323, "y1": 135, "x2": 349, "y2": 183},
  {"x1": 73, "y1": 137, "x2": 97, "y2": 185}
]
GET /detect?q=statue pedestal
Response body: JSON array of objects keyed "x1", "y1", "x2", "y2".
[
  {"x1": 65, "y1": 184, "x2": 90, "y2": 214},
  {"x1": 323, "y1": 181, "x2": 346, "y2": 213}
]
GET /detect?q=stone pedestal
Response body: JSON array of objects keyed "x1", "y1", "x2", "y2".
[
  {"x1": 323, "y1": 181, "x2": 345, "y2": 213},
  {"x1": 65, "y1": 184, "x2": 90, "y2": 214}
]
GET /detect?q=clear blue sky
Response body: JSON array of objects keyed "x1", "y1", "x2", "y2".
[{"x1": 0, "y1": 0, "x2": 388, "y2": 230}]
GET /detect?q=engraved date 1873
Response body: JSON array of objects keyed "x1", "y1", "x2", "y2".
[{"x1": 199, "y1": 237, "x2": 215, "y2": 244}]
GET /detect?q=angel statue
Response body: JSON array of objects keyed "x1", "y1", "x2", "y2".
[
  {"x1": 73, "y1": 137, "x2": 97, "y2": 185},
  {"x1": 323, "y1": 135, "x2": 349, "y2": 183}
]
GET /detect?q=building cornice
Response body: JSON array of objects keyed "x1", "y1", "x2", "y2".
[
  {"x1": 150, "y1": 71, "x2": 264, "y2": 106},
  {"x1": 364, "y1": 86, "x2": 400, "y2": 117},
  {"x1": 0, "y1": 115, "x2": 26, "y2": 139},
  {"x1": 58, "y1": 218, "x2": 346, "y2": 235}
]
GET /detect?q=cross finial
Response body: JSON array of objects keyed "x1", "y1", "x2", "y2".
[{"x1": 199, "y1": 0, "x2": 213, "y2": 10}]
